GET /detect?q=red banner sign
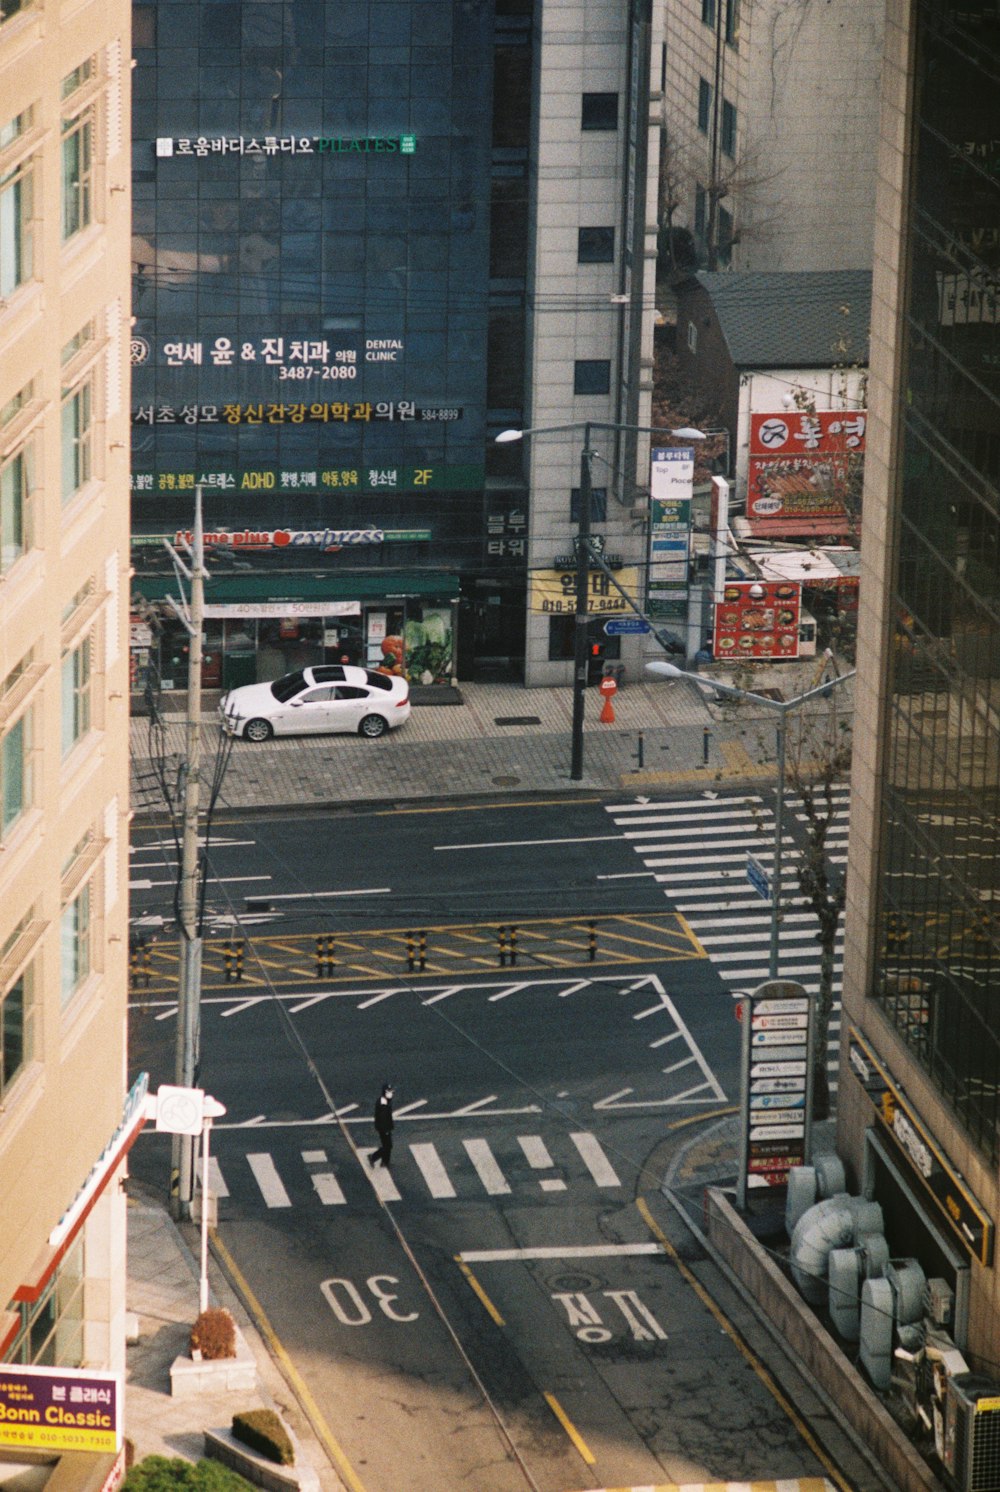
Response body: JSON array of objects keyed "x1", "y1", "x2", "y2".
[
  {"x1": 713, "y1": 580, "x2": 801, "y2": 661},
  {"x1": 747, "y1": 410, "x2": 866, "y2": 533}
]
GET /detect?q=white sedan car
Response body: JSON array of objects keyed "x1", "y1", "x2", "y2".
[{"x1": 220, "y1": 665, "x2": 410, "y2": 742}]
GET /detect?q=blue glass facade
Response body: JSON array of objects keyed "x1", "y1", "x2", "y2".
[{"x1": 130, "y1": 0, "x2": 502, "y2": 560}]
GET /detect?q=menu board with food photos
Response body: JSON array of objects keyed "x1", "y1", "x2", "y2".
[{"x1": 713, "y1": 580, "x2": 801, "y2": 660}]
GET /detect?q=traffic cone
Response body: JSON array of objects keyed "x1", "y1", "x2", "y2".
[{"x1": 600, "y1": 696, "x2": 615, "y2": 723}]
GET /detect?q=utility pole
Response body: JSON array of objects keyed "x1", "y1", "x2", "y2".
[
  {"x1": 570, "y1": 424, "x2": 594, "y2": 782},
  {"x1": 166, "y1": 487, "x2": 206, "y2": 1219}
]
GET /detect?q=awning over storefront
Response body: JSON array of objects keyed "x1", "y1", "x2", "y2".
[
  {"x1": 133, "y1": 570, "x2": 461, "y2": 608},
  {"x1": 751, "y1": 547, "x2": 860, "y2": 587}
]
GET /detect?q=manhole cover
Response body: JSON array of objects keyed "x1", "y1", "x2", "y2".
[
  {"x1": 494, "y1": 715, "x2": 541, "y2": 726},
  {"x1": 491, "y1": 775, "x2": 521, "y2": 786}
]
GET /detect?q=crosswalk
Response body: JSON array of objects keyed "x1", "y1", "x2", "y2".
[
  {"x1": 606, "y1": 791, "x2": 850, "y2": 1093},
  {"x1": 201, "y1": 1128, "x2": 627, "y2": 1211}
]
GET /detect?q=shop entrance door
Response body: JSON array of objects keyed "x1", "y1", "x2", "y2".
[
  {"x1": 223, "y1": 651, "x2": 257, "y2": 691},
  {"x1": 469, "y1": 582, "x2": 525, "y2": 682}
]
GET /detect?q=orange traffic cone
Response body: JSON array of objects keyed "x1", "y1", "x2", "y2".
[{"x1": 600, "y1": 696, "x2": 615, "y2": 724}]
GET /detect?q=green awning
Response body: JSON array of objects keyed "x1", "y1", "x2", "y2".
[{"x1": 133, "y1": 570, "x2": 461, "y2": 605}]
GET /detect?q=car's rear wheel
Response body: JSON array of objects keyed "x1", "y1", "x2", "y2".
[
  {"x1": 359, "y1": 713, "x2": 388, "y2": 739},
  {"x1": 244, "y1": 717, "x2": 274, "y2": 743}
]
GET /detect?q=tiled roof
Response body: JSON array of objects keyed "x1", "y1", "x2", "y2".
[{"x1": 692, "y1": 270, "x2": 872, "y2": 368}]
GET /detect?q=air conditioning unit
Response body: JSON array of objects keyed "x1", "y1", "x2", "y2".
[{"x1": 944, "y1": 1373, "x2": 1000, "y2": 1492}]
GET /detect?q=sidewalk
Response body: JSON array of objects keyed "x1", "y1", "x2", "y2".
[
  {"x1": 126, "y1": 1191, "x2": 345, "y2": 1491},
  {"x1": 130, "y1": 663, "x2": 852, "y2": 814}
]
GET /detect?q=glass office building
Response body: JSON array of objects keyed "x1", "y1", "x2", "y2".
[
  {"x1": 839, "y1": 0, "x2": 1000, "y2": 1358},
  {"x1": 128, "y1": 0, "x2": 662, "y2": 692}
]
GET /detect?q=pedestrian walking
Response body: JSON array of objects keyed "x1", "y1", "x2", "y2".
[{"x1": 370, "y1": 1082, "x2": 394, "y2": 1167}]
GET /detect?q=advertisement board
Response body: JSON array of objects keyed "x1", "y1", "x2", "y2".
[
  {"x1": 648, "y1": 447, "x2": 693, "y2": 616},
  {"x1": 530, "y1": 567, "x2": 639, "y2": 616},
  {"x1": 0, "y1": 1365, "x2": 121, "y2": 1454},
  {"x1": 738, "y1": 982, "x2": 814, "y2": 1201},
  {"x1": 747, "y1": 411, "x2": 866, "y2": 536},
  {"x1": 712, "y1": 580, "x2": 801, "y2": 661}
]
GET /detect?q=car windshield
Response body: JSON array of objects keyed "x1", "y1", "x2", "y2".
[
  {"x1": 269, "y1": 670, "x2": 307, "y2": 702},
  {"x1": 364, "y1": 671, "x2": 393, "y2": 691}
]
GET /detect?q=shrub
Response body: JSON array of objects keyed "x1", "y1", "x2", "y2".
[
  {"x1": 122, "y1": 1456, "x2": 256, "y2": 1492},
  {"x1": 190, "y1": 1307, "x2": 236, "y2": 1361},
  {"x1": 231, "y1": 1409, "x2": 295, "y2": 1466}
]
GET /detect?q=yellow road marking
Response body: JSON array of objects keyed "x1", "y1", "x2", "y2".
[
  {"x1": 544, "y1": 1392, "x2": 596, "y2": 1466},
  {"x1": 675, "y1": 910, "x2": 708, "y2": 958},
  {"x1": 211, "y1": 1232, "x2": 369, "y2": 1492},
  {"x1": 371, "y1": 796, "x2": 604, "y2": 816},
  {"x1": 667, "y1": 1105, "x2": 738, "y2": 1131},
  {"x1": 454, "y1": 1257, "x2": 505, "y2": 1325},
  {"x1": 635, "y1": 1198, "x2": 853, "y2": 1492}
]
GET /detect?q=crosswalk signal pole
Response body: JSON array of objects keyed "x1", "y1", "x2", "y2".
[{"x1": 570, "y1": 425, "x2": 594, "y2": 782}]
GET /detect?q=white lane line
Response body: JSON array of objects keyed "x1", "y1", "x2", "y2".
[
  {"x1": 221, "y1": 997, "x2": 269, "y2": 1018},
  {"x1": 435, "y1": 835, "x2": 622, "y2": 852},
  {"x1": 649, "y1": 1030, "x2": 684, "y2": 1048},
  {"x1": 570, "y1": 1132, "x2": 621, "y2": 1188},
  {"x1": 607, "y1": 796, "x2": 762, "y2": 813},
  {"x1": 155, "y1": 1005, "x2": 179, "y2": 1022},
  {"x1": 410, "y1": 1143, "x2": 457, "y2": 1198},
  {"x1": 247, "y1": 1153, "x2": 292, "y2": 1208},
  {"x1": 130, "y1": 875, "x2": 273, "y2": 890},
  {"x1": 595, "y1": 872, "x2": 658, "y2": 880},
  {"x1": 486, "y1": 983, "x2": 531, "y2": 1002},
  {"x1": 519, "y1": 1135, "x2": 554, "y2": 1168},
  {"x1": 459, "y1": 1243, "x2": 659, "y2": 1262},
  {"x1": 611, "y1": 810, "x2": 760, "y2": 827},
  {"x1": 356, "y1": 988, "x2": 407, "y2": 1009},
  {"x1": 255, "y1": 887, "x2": 391, "y2": 900},
  {"x1": 623, "y1": 827, "x2": 764, "y2": 843},
  {"x1": 302, "y1": 1149, "x2": 326, "y2": 1162},
  {"x1": 662, "y1": 1054, "x2": 697, "y2": 1076},
  {"x1": 463, "y1": 1139, "x2": 511, "y2": 1195},
  {"x1": 421, "y1": 986, "x2": 464, "y2": 1006},
  {"x1": 311, "y1": 1172, "x2": 346, "y2": 1205}
]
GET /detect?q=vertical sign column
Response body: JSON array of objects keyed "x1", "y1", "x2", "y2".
[
  {"x1": 648, "y1": 446, "x2": 693, "y2": 621},
  {"x1": 737, "y1": 979, "x2": 815, "y2": 1210}
]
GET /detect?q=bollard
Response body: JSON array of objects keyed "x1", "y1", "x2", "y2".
[
  {"x1": 418, "y1": 929, "x2": 427, "y2": 971},
  {"x1": 588, "y1": 921, "x2": 597, "y2": 962},
  {"x1": 315, "y1": 935, "x2": 324, "y2": 977},
  {"x1": 407, "y1": 930, "x2": 415, "y2": 972},
  {"x1": 636, "y1": 731, "x2": 645, "y2": 769},
  {"x1": 224, "y1": 940, "x2": 234, "y2": 982},
  {"x1": 509, "y1": 926, "x2": 518, "y2": 966},
  {"x1": 141, "y1": 939, "x2": 152, "y2": 988},
  {"x1": 129, "y1": 938, "x2": 140, "y2": 986},
  {"x1": 498, "y1": 926, "x2": 507, "y2": 966},
  {"x1": 235, "y1": 941, "x2": 245, "y2": 982},
  {"x1": 703, "y1": 727, "x2": 712, "y2": 765}
]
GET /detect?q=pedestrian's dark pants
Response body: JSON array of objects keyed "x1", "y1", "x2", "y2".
[{"x1": 372, "y1": 1130, "x2": 393, "y2": 1167}]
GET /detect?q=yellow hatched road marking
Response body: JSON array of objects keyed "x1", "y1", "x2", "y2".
[{"x1": 544, "y1": 1392, "x2": 596, "y2": 1466}]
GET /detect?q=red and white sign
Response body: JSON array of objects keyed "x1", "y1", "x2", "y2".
[
  {"x1": 713, "y1": 580, "x2": 801, "y2": 661},
  {"x1": 746, "y1": 410, "x2": 866, "y2": 537}
]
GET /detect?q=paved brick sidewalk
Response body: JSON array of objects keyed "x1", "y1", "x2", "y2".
[{"x1": 130, "y1": 668, "x2": 852, "y2": 813}]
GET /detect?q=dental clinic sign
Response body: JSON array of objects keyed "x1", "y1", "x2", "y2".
[{"x1": 155, "y1": 135, "x2": 416, "y2": 159}]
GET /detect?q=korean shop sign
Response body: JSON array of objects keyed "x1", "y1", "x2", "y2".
[
  {"x1": 531, "y1": 568, "x2": 640, "y2": 616},
  {"x1": 155, "y1": 134, "x2": 416, "y2": 159},
  {"x1": 0, "y1": 1365, "x2": 121, "y2": 1454},
  {"x1": 747, "y1": 410, "x2": 866, "y2": 532}
]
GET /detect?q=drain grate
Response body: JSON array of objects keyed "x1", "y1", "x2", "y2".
[{"x1": 494, "y1": 715, "x2": 541, "y2": 726}]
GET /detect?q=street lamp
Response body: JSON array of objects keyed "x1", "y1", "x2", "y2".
[
  {"x1": 496, "y1": 421, "x2": 705, "y2": 781},
  {"x1": 645, "y1": 659, "x2": 854, "y2": 976}
]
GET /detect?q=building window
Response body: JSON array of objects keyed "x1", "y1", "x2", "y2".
[
  {"x1": 60, "y1": 108, "x2": 94, "y2": 241},
  {"x1": 570, "y1": 487, "x2": 608, "y2": 523},
  {"x1": 60, "y1": 637, "x2": 92, "y2": 756},
  {"x1": 0, "y1": 0, "x2": 31, "y2": 25},
  {"x1": 1, "y1": 445, "x2": 31, "y2": 573},
  {"x1": 694, "y1": 183, "x2": 707, "y2": 240},
  {"x1": 581, "y1": 93, "x2": 618, "y2": 131},
  {"x1": 1, "y1": 962, "x2": 33, "y2": 1100},
  {"x1": 573, "y1": 360, "x2": 611, "y2": 395},
  {"x1": 577, "y1": 227, "x2": 615, "y2": 264},
  {"x1": 697, "y1": 79, "x2": 712, "y2": 135},
  {"x1": 721, "y1": 99, "x2": 737, "y2": 157},
  {"x1": 0, "y1": 154, "x2": 33, "y2": 298},
  {"x1": 6, "y1": 1236, "x2": 85, "y2": 1367},
  {"x1": 1, "y1": 711, "x2": 31, "y2": 833},
  {"x1": 60, "y1": 882, "x2": 91, "y2": 1008},
  {"x1": 718, "y1": 205, "x2": 734, "y2": 267},
  {"x1": 725, "y1": 0, "x2": 740, "y2": 44},
  {"x1": 61, "y1": 379, "x2": 92, "y2": 501},
  {"x1": 701, "y1": 0, "x2": 716, "y2": 26}
]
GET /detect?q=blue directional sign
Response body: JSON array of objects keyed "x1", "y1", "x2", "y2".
[
  {"x1": 604, "y1": 617, "x2": 651, "y2": 636},
  {"x1": 746, "y1": 854, "x2": 771, "y2": 901}
]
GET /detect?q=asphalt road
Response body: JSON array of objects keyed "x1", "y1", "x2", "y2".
[{"x1": 128, "y1": 795, "x2": 877, "y2": 1492}]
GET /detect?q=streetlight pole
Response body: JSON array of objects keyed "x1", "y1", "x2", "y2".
[
  {"x1": 496, "y1": 420, "x2": 702, "y2": 783},
  {"x1": 646, "y1": 660, "x2": 854, "y2": 976}
]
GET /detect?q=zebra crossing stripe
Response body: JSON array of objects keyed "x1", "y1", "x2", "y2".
[
  {"x1": 463, "y1": 1138, "x2": 511, "y2": 1195},
  {"x1": 410, "y1": 1142, "x2": 457, "y2": 1198},
  {"x1": 571, "y1": 1131, "x2": 621, "y2": 1187},
  {"x1": 247, "y1": 1152, "x2": 292, "y2": 1208}
]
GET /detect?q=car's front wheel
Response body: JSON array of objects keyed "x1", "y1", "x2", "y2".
[
  {"x1": 358, "y1": 713, "x2": 388, "y2": 739},
  {"x1": 244, "y1": 717, "x2": 274, "y2": 743}
]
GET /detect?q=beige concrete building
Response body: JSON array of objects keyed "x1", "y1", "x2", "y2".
[
  {"x1": 838, "y1": 0, "x2": 1000, "y2": 1366},
  {"x1": 0, "y1": 0, "x2": 132, "y2": 1388},
  {"x1": 661, "y1": 0, "x2": 883, "y2": 272}
]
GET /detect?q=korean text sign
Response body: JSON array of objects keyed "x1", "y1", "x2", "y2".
[
  {"x1": 713, "y1": 580, "x2": 801, "y2": 661},
  {"x1": 0, "y1": 1365, "x2": 121, "y2": 1454},
  {"x1": 747, "y1": 410, "x2": 866, "y2": 531}
]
